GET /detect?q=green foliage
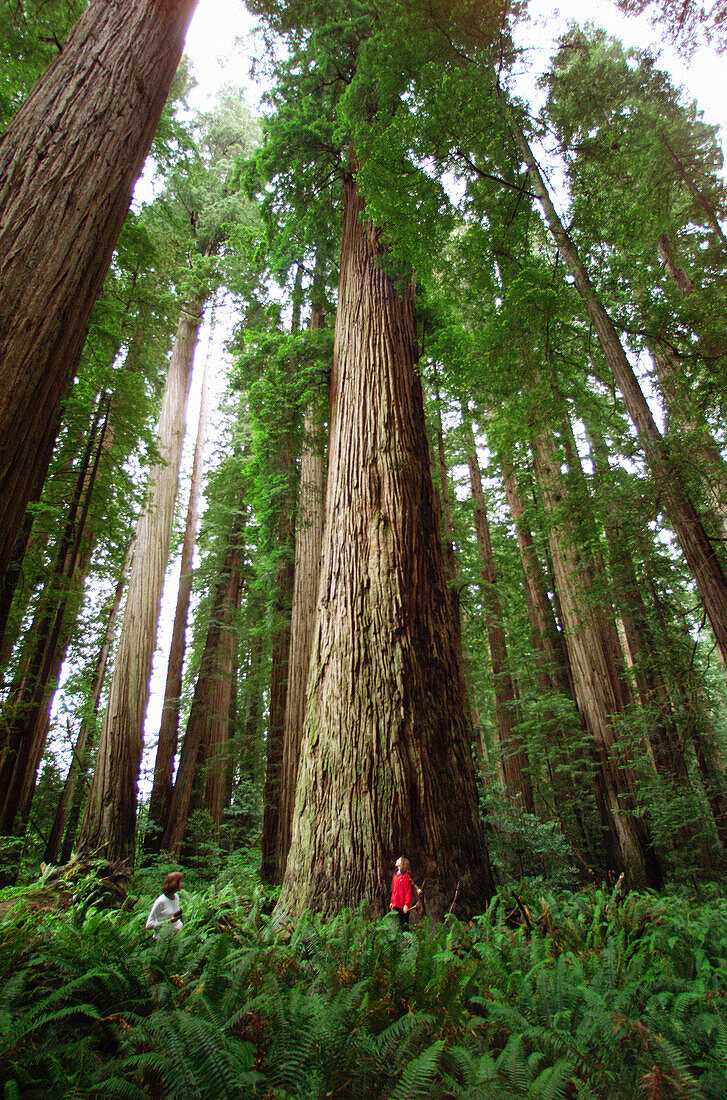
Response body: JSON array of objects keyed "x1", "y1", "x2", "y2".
[
  {"x1": 0, "y1": 0, "x2": 85, "y2": 126},
  {"x1": 1, "y1": 873, "x2": 727, "y2": 1099}
]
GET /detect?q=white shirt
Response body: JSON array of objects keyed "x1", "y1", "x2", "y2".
[{"x1": 146, "y1": 892, "x2": 182, "y2": 934}]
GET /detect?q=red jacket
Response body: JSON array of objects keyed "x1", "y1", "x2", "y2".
[{"x1": 390, "y1": 871, "x2": 412, "y2": 909}]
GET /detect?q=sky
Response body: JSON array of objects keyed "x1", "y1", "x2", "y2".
[
  {"x1": 138, "y1": 0, "x2": 726, "y2": 786},
  {"x1": 183, "y1": 0, "x2": 726, "y2": 133}
]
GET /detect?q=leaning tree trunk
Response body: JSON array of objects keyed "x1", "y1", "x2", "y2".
[
  {"x1": 277, "y1": 171, "x2": 494, "y2": 921},
  {"x1": 79, "y1": 296, "x2": 204, "y2": 863},
  {"x1": 532, "y1": 411, "x2": 663, "y2": 890},
  {"x1": 275, "y1": 300, "x2": 327, "y2": 879},
  {"x1": 0, "y1": 0, "x2": 198, "y2": 594},
  {"x1": 505, "y1": 102, "x2": 727, "y2": 668},
  {"x1": 145, "y1": 350, "x2": 210, "y2": 851},
  {"x1": 462, "y1": 406, "x2": 533, "y2": 814}
]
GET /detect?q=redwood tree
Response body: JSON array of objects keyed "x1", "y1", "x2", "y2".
[
  {"x1": 79, "y1": 295, "x2": 205, "y2": 862},
  {"x1": 277, "y1": 173, "x2": 494, "y2": 920},
  {"x1": 0, "y1": 0, "x2": 199, "y2": 594}
]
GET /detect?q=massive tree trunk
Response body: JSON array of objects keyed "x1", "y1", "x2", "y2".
[
  {"x1": 462, "y1": 407, "x2": 533, "y2": 814},
  {"x1": 276, "y1": 300, "x2": 327, "y2": 879},
  {"x1": 79, "y1": 296, "x2": 204, "y2": 863},
  {"x1": 506, "y1": 104, "x2": 727, "y2": 667},
  {"x1": 0, "y1": 0, "x2": 198, "y2": 593},
  {"x1": 44, "y1": 542, "x2": 133, "y2": 866},
  {"x1": 162, "y1": 513, "x2": 245, "y2": 856},
  {"x1": 145, "y1": 353, "x2": 210, "y2": 850},
  {"x1": 277, "y1": 172, "x2": 494, "y2": 921}
]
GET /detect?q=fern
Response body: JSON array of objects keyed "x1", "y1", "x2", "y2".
[{"x1": 388, "y1": 1039, "x2": 445, "y2": 1100}]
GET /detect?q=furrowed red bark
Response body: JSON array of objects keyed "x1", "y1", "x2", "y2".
[
  {"x1": 0, "y1": 0, "x2": 198, "y2": 593},
  {"x1": 277, "y1": 172, "x2": 494, "y2": 921}
]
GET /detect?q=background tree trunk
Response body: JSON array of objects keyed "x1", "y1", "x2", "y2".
[
  {"x1": 532, "y1": 409, "x2": 663, "y2": 889},
  {"x1": 162, "y1": 511, "x2": 245, "y2": 856},
  {"x1": 146, "y1": 348, "x2": 210, "y2": 851},
  {"x1": 79, "y1": 296, "x2": 204, "y2": 863},
  {"x1": 276, "y1": 303, "x2": 327, "y2": 879},
  {"x1": 507, "y1": 103, "x2": 727, "y2": 667},
  {"x1": 462, "y1": 407, "x2": 533, "y2": 814},
  {"x1": 43, "y1": 542, "x2": 133, "y2": 866}
]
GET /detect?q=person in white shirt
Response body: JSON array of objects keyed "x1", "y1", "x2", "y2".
[{"x1": 146, "y1": 871, "x2": 184, "y2": 935}]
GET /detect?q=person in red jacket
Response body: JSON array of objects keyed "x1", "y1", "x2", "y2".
[{"x1": 390, "y1": 855, "x2": 412, "y2": 929}]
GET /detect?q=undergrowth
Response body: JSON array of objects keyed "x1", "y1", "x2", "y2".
[{"x1": 1, "y1": 876, "x2": 726, "y2": 1099}]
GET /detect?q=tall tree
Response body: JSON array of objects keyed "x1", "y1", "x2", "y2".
[
  {"x1": 278, "y1": 169, "x2": 494, "y2": 919},
  {"x1": 0, "y1": 0, "x2": 199, "y2": 593},
  {"x1": 145, "y1": 339, "x2": 211, "y2": 850},
  {"x1": 276, "y1": 281, "x2": 329, "y2": 879},
  {"x1": 162, "y1": 484, "x2": 246, "y2": 856},
  {"x1": 79, "y1": 296, "x2": 205, "y2": 861},
  {"x1": 461, "y1": 405, "x2": 533, "y2": 813}
]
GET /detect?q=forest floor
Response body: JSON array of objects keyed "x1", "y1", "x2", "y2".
[{"x1": 1, "y1": 864, "x2": 726, "y2": 1099}]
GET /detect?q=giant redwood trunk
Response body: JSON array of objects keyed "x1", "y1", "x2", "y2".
[
  {"x1": 276, "y1": 173, "x2": 494, "y2": 921},
  {"x1": 0, "y1": 0, "x2": 198, "y2": 594},
  {"x1": 79, "y1": 297, "x2": 204, "y2": 863},
  {"x1": 506, "y1": 105, "x2": 727, "y2": 668},
  {"x1": 462, "y1": 407, "x2": 533, "y2": 814},
  {"x1": 276, "y1": 305, "x2": 327, "y2": 879}
]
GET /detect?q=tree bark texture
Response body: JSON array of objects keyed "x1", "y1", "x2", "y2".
[
  {"x1": 0, "y1": 0, "x2": 198, "y2": 593},
  {"x1": 146, "y1": 351, "x2": 210, "y2": 850},
  {"x1": 162, "y1": 515, "x2": 244, "y2": 855},
  {"x1": 462, "y1": 409, "x2": 533, "y2": 814},
  {"x1": 506, "y1": 104, "x2": 727, "y2": 669},
  {"x1": 44, "y1": 541, "x2": 132, "y2": 866},
  {"x1": 531, "y1": 415, "x2": 663, "y2": 889},
  {"x1": 276, "y1": 315, "x2": 327, "y2": 878},
  {"x1": 79, "y1": 297, "x2": 203, "y2": 863},
  {"x1": 277, "y1": 174, "x2": 494, "y2": 921}
]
